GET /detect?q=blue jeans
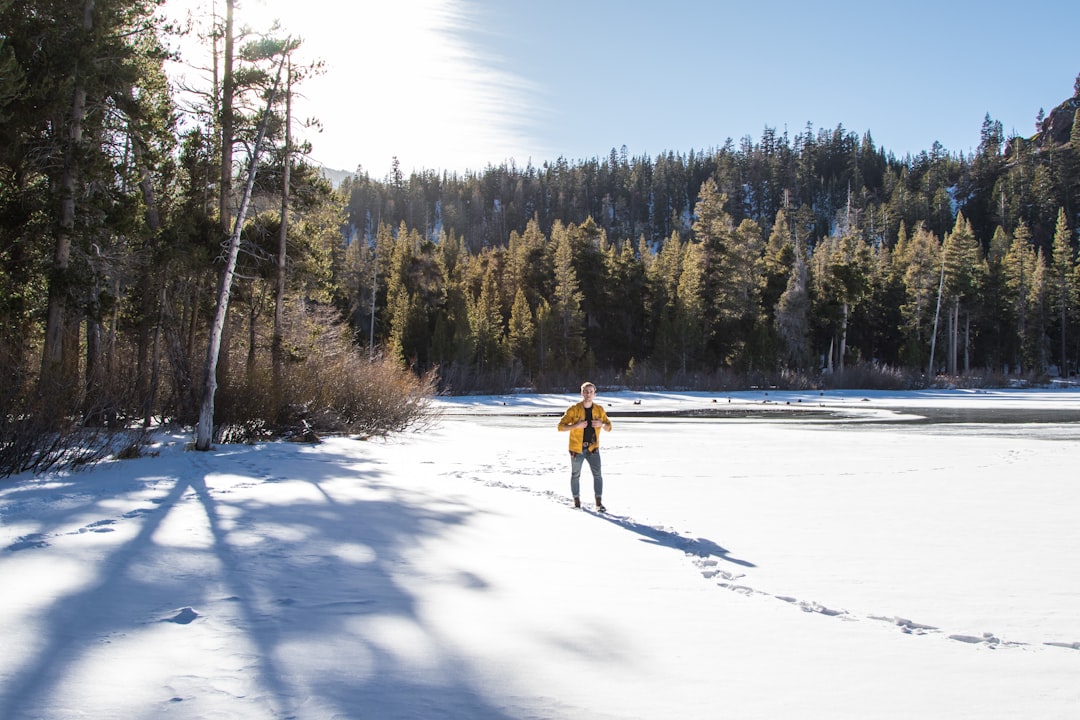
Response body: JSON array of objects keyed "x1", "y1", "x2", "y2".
[{"x1": 570, "y1": 449, "x2": 603, "y2": 498}]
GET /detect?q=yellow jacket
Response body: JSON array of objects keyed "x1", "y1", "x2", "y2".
[{"x1": 557, "y1": 402, "x2": 612, "y2": 453}]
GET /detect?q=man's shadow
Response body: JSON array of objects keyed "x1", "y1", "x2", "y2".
[{"x1": 591, "y1": 511, "x2": 756, "y2": 568}]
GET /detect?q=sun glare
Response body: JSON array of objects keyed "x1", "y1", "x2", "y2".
[{"x1": 165, "y1": 0, "x2": 544, "y2": 177}]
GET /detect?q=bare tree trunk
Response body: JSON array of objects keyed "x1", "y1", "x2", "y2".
[
  {"x1": 369, "y1": 254, "x2": 377, "y2": 360},
  {"x1": 838, "y1": 302, "x2": 848, "y2": 372},
  {"x1": 144, "y1": 285, "x2": 165, "y2": 427},
  {"x1": 928, "y1": 253, "x2": 945, "y2": 378},
  {"x1": 272, "y1": 57, "x2": 292, "y2": 410},
  {"x1": 217, "y1": 314, "x2": 232, "y2": 387},
  {"x1": 130, "y1": 128, "x2": 161, "y2": 232},
  {"x1": 964, "y1": 312, "x2": 971, "y2": 374},
  {"x1": 106, "y1": 276, "x2": 119, "y2": 377},
  {"x1": 186, "y1": 276, "x2": 201, "y2": 365},
  {"x1": 165, "y1": 315, "x2": 197, "y2": 422},
  {"x1": 219, "y1": 0, "x2": 234, "y2": 238},
  {"x1": 947, "y1": 300, "x2": 958, "y2": 376},
  {"x1": 195, "y1": 54, "x2": 286, "y2": 450},
  {"x1": 1061, "y1": 292, "x2": 1068, "y2": 376},
  {"x1": 127, "y1": 126, "x2": 164, "y2": 427},
  {"x1": 247, "y1": 300, "x2": 258, "y2": 381},
  {"x1": 41, "y1": 0, "x2": 95, "y2": 392},
  {"x1": 85, "y1": 269, "x2": 102, "y2": 405},
  {"x1": 136, "y1": 317, "x2": 150, "y2": 419}
]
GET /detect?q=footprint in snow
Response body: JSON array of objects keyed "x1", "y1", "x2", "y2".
[
  {"x1": 948, "y1": 632, "x2": 1027, "y2": 648},
  {"x1": 164, "y1": 607, "x2": 199, "y2": 625},
  {"x1": 77, "y1": 519, "x2": 116, "y2": 533},
  {"x1": 868, "y1": 616, "x2": 939, "y2": 634},
  {"x1": 5, "y1": 533, "x2": 49, "y2": 551},
  {"x1": 503, "y1": 470, "x2": 1051, "y2": 651}
]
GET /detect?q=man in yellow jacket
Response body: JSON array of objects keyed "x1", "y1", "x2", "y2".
[{"x1": 557, "y1": 381, "x2": 612, "y2": 511}]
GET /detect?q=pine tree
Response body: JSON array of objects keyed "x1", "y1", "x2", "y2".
[
  {"x1": 940, "y1": 213, "x2": 986, "y2": 374},
  {"x1": 978, "y1": 224, "x2": 1014, "y2": 370},
  {"x1": 762, "y1": 209, "x2": 796, "y2": 313},
  {"x1": 602, "y1": 238, "x2": 647, "y2": 367},
  {"x1": 775, "y1": 231, "x2": 810, "y2": 370},
  {"x1": 507, "y1": 288, "x2": 536, "y2": 374},
  {"x1": 1049, "y1": 208, "x2": 1076, "y2": 375},
  {"x1": 896, "y1": 224, "x2": 941, "y2": 370},
  {"x1": 386, "y1": 281, "x2": 411, "y2": 365},
  {"x1": 691, "y1": 177, "x2": 743, "y2": 364},
  {"x1": 534, "y1": 297, "x2": 554, "y2": 376},
  {"x1": 432, "y1": 229, "x2": 470, "y2": 368},
  {"x1": 730, "y1": 218, "x2": 767, "y2": 367},
  {"x1": 1030, "y1": 251, "x2": 1050, "y2": 373},
  {"x1": 810, "y1": 231, "x2": 871, "y2": 372},
  {"x1": 566, "y1": 216, "x2": 608, "y2": 354},
  {"x1": 988, "y1": 224, "x2": 1011, "y2": 266},
  {"x1": 1002, "y1": 222, "x2": 1039, "y2": 373},
  {"x1": 549, "y1": 221, "x2": 585, "y2": 368},
  {"x1": 856, "y1": 236, "x2": 903, "y2": 368},
  {"x1": 2, "y1": 0, "x2": 170, "y2": 394},
  {"x1": 645, "y1": 231, "x2": 683, "y2": 374},
  {"x1": 466, "y1": 262, "x2": 506, "y2": 376},
  {"x1": 674, "y1": 241, "x2": 706, "y2": 374},
  {"x1": 384, "y1": 223, "x2": 430, "y2": 366},
  {"x1": 506, "y1": 217, "x2": 551, "y2": 307},
  {"x1": 964, "y1": 114, "x2": 1006, "y2": 242}
]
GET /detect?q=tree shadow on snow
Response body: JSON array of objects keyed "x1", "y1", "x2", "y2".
[{"x1": 0, "y1": 438, "x2": 521, "y2": 720}]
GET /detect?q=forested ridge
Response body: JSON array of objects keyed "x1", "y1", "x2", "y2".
[
  {"x1": 1, "y1": 0, "x2": 1079, "y2": 468},
  {"x1": 343, "y1": 78, "x2": 1080, "y2": 389}
]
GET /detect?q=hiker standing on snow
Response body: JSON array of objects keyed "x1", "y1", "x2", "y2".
[{"x1": 557, "y1": 381, "x2": 612, "y2": 511}]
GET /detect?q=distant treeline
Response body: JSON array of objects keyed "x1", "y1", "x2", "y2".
[{"x1": 337, "y1": 82, "x2": 1080, "y2": 390}]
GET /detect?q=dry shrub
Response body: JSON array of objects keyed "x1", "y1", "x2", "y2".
[
  {"x1": 818, "y1": 363, "x2": 915, "y2": 390},
  {"x1": 0, "y1": 380, "x2": 154, "y2": 477},
  {"x1": 213, "y1": 315, "x2": 439, "y2": 442},
  {"x1": 774, "y1": 369, "x2": 821, "y2": 390},
  {"x1": 929, "y1": 369, "x2": 1047, "y2": 390},
  {"x1": 286, "y1": 350, "x2": 439, "y2": 438}
]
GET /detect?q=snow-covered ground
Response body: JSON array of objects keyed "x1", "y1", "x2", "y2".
[{"x1": 2, "y1": 388, "x2": 1079, "y2": 719}]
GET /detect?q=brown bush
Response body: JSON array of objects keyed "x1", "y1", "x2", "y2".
[
  {"x1": 0, "y1": 380, "x2": 154, "y2": 477},
  {"x1": 213, "y1": 314, "x2": 440, "y2": 443},
  {"x1": 286, "y1": 350, "x2": 440, "y2": 438}
]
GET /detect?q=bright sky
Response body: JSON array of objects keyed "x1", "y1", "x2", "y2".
[{"x1": 166, "y1": 0, "x2": 1080, "y2": 181}]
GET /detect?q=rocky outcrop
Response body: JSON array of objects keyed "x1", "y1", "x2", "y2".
[{"x1": 1034, "y1": 95, "x2": 1079, "y2": 147}]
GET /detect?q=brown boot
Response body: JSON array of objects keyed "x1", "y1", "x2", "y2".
[
  {"x1": 595, "y1": 496, "x2": 606, "y2": 513},
  {"x1": 573, "y1": 496, "x2": 581, "y2": 508}
]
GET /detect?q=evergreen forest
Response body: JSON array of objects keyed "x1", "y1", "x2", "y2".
[
  {"x1": 343, "y1": 83, "x2": 1080, "y2": 391},
  {"x1": 2, "y1": 0, "x2": 1080, "y2": 464}
]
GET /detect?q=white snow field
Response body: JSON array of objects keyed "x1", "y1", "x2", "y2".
[{"x1": 1, "y1": 388, "x2": 1079, "y2": 719}]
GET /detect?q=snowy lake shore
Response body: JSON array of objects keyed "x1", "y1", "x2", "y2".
[{"x1": 2, "y1": 387, "x2": 1079, "y2": 719}]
